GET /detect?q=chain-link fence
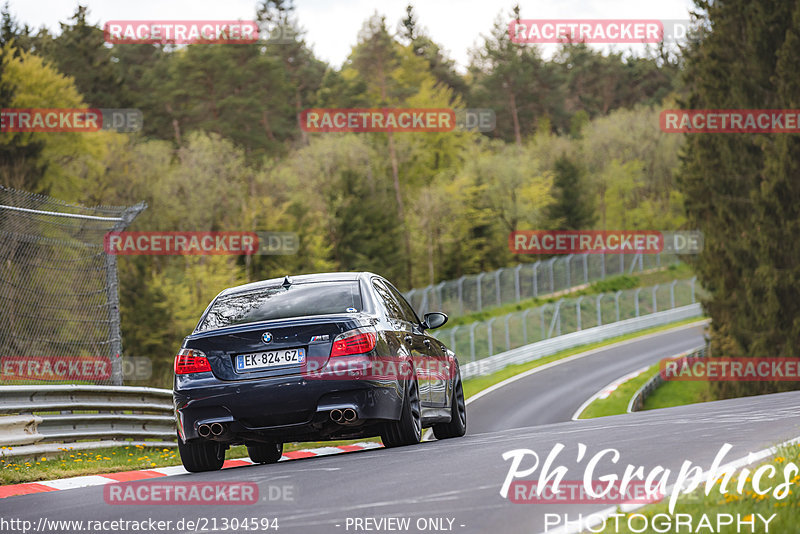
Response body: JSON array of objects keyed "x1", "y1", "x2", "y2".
[
  {"x1": 430, "y1": 277, "x2": 704, "y2": 362},
  {"x1": 0, "y1": 186, "x2": 145, "y2": 386},
  {"x1": 404, "y1": 252, "x2": 679, "y2": 319}
]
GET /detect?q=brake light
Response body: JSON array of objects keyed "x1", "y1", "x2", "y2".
[
  {"x1": 330, "y1": 328, "x2": 377, "y2": 357},
  {"x1": 174, "y1": 348, "x2": 212, "y2": 374}
]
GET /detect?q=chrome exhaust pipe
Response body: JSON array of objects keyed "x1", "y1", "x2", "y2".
[
  {"x1": 342, "y1": 408, "x2": 357, "y2": 422},
  {"x1": 330, "y1": 409, "x2": 343, "y2": 423},
  {"x1": 198, "y1": 424, "x2": 211, "y2": 438},
  {"x1": 210, "y1": 422, "x2": 225, "y2": 436}
]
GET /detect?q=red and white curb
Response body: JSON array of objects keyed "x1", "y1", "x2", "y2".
[{"x1": 0, "y1": 442, "x2": 382, "y2": 500}]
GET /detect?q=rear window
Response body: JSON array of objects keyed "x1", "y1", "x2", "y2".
[{"x1": 196, "y1": 281, "x2": 362, "y2": 332}]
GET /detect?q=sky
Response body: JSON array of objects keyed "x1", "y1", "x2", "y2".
[{"x1": 9, "y1": 0, "x2": 696, "y2": 72}]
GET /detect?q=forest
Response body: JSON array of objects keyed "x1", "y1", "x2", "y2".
[{"x1": 1, "y1": 0, "x2": 798, "y2": 398}]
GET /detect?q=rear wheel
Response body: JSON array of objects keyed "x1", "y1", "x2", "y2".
[
  {"x1": 178, "y1": 436, "x2": 225, "y2": 472},
  {"x1": 381, "y1": 375, "x2": 422, "y2": 448},
  {"x1": 433, "y1": 366, "x2": 466, "y2": 439},
  {"x1": 247, "y1": 442, "x2": 283, "y2": 464}
]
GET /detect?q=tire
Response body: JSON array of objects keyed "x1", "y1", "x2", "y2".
[
  {"x1": 247, "y1": 442, "x2": 283, "y2": 464},
  {"x1": 381, "y1": 374, "x2": 422, "y2": 448},
  {"x1": 177, "y1": 436, "x2": 225, "y2": 472},
  {"x1": 432, "y1": 366, "x2": 466, "y2": 440}
]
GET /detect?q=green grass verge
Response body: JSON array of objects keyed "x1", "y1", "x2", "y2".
[
  {"x1": 577, "y1": 363, "x2": 659, "y2": 419},
  {"x1": 0, "y1": 316, "x2": 705, "y2": 486},
  {"x1": 643, "y1": 377, "x2": 714, "y2": 410},
  {"x1": 0, "y1": 438, "x2": 381, "y2": 485},
  {"x1": 597, "y1": 443, "x2": 800, "y2": 533}
]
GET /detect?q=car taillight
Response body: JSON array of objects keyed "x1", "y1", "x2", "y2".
[
  {"x1": 174, "y1": 348, "x2": 212, "y2": 374},
  {"x1": 330, "y1": 328, "x2": 377, "y2": 357}
]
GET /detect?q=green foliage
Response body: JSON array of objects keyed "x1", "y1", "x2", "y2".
[
  {"x1": 588, "y1": 275, "x2": 640, "y2": 293},
  {"x1": 0, "y1": 5, "x2": 696, "y2": 386},
  {"x1": 678, "y1": 0, "x2": 800, "y2": 399},
  {"x1": 546, "y1": 154, "x2": 596, "y2": 230}
]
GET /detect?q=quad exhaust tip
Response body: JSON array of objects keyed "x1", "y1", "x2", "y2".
[
  {"x1": 330, "y1": 408, "x2": 358, "y2": 423},
  {"x1": 210, "y1": 422, "x2": 225, "y2": 436},
  {"x1": 198, "y1": 423, "x2": 211, "y2": 438}
]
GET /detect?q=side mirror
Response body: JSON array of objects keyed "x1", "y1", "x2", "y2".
[{"x1": 422, "y1": 312, "x2": 448, "y2": 330}]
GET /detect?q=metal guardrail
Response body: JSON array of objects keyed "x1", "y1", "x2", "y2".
[
  {"x1": 460, "y1": 304, "x2": 704, "y2": 380},
  {"x1": 627, "y1": 344, "x2": 707, "y2": 412},
  {"x1": 0, "y1": 385, "x2": 175, "y2": 460}
]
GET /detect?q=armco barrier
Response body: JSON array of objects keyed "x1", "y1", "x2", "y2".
[
  {"x1": 627, "y1": 344, "x2": 707, "y2": 412},
  {"x1": 0, "y1": 385, "x2": 175, "y2": 460},
  {"x1": 460, "y1": 304, "x2": 704, "y2": 380}
]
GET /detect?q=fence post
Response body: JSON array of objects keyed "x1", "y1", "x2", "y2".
[
  {"x1": 504, "y1": 313, "x2": 512, "y2": 351},
  {"x1": 522, "y1": 308, "x2": 534, "y2": 344},
  {"x1": 495, "y1": 269, "x2": 502, "y2": 307},
  {"x1": 420, "y1": 286, "x2": 432, "y2": 316},
  {"x1": 436, "y1": 281, "x2": 446, "y2": 311},
  {"x1": 596, "y1": 294, "x2": 604, "y2": 326},
  {"x1": 469, "y1": 322, "x2": 478, "y2": 362},
  {"x1": 634, "y1": 287, "x2": 642, "y2": 317},
  {"x1": 547, "y1": 257, "x2": 557, "y2": 293},
  {"x1": 652, "y1": 284, "x2": 659, "y2": 313},
  {"x1": 670, "y1": 279, "x2": 677, "y2": 308},
  {"x1": 576, "y1": 296, "x2": 584, "y2": 331},
  {"x1": 449, "y1": 326, "x2": 459, "y2": 354},
  {"x1": 532, "y1": 261, "x2": 540, "y2": 298},
  {"x1": 457, "y1": 276, "x2": 465, "y2": 316},
  {"x1": 690, "y1": 276, "x2": 697, "y2": 303},
  {"x1": 565, "y1": 254, "x2": 573, "y2": 288},
  {"x1": 514, "y1": 264, "x2": 523, "y2": 303},
  {"x1": 582, "y1": 254, "x2": 588, "y2": 284},
  {"x1": 619, "y1": 251, "x2": 624, "y2": 274},
  {"x1": 540, "y1": 306, "x2": 548, "y2": 339},
  {"x1": 615, "y1": 290, "x2": 622, "y2": 322},
  {"x1": 548, "y1": 299, "x2": 564, "y2": 338},
  {"x1": 476, "y1": 273, "x2": 486, "y2": 311},
  {"x1": 487, "y1": 317, "x2": 497, "y2": 357}
]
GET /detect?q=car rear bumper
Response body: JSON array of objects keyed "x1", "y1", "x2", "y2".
[{"x1": 174, "y1": 373, "x2": 404, "y2": 443}]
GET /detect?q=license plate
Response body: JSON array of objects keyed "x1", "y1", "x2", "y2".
[{"x1": 235, "y1": 348, "x2": 306, "y2": 372}]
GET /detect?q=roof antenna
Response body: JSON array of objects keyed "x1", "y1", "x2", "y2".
[{"x1": 282, "y1": 275, "x2": 292, "y2": 289}]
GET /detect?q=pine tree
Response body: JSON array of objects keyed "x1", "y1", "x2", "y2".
[{"x1": 546, "y1": 155, "x2": 596, "y2": 230}]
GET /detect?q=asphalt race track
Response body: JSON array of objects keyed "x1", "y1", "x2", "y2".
[
  {"x1": 468, "y1": 322, "x2": 708, "y2": 433},
  {"x1": 4, "y1": 324, "x2": 800, "y2": 534}
]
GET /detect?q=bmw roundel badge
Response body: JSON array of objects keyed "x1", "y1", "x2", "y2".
[{"x1": 262, "y1": 331, "x2": 273, "y2": 343}]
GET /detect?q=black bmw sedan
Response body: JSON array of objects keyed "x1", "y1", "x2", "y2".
[{"x1": 173, "y1": 272, "x2": 466, "y2": 472}]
